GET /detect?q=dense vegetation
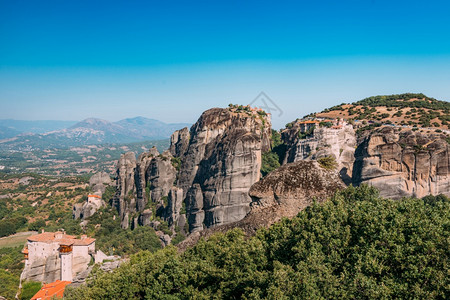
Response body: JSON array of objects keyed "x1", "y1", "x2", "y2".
[
  {"x1": 0, "y1": 246, "x2": 24, "y2": 299},
  {"x1": 260, "y1": 130, "x2": 285, "y2": 176},
  {"x1": 79, "y1": 206, "x2": 162, "y2": 256},
  {"x1": 65, "y1": 186, "x2": 449, "y2": 299}
]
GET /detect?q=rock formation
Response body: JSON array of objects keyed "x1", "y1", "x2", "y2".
[
  {"x1": 73, "y1": 172, "x2": 111, "y2": 221},
  {"x1": 169, "y1": 127, "x2": 190, "y2": 157},
  {"x1": 352, "y1": 127, "x2": 450, "y2": 199},
  {"x1": 178, "y1": 160, "x2": 345, "y2": 251},
  {"x1": 249, "y1": 160, "x2": 345, "y2": 209},
  {"x1": 112, "y1": 147, "x2": 177, "y2": 229},
  {"x1": 89, "y1": 172, "x2": 112, "y2": 194},
  {"x1": 282, "y1": 123, "x2": 356, "y2": 184},
  {"x1": 73, "y1": 195, "x2": 105, "y2": 220},
  {"x1": 176, "y1": 107, "x2": 271, "y2": 232},
  {"x1": 110, "y1": 106, "x2": 271, "y2": 232}
]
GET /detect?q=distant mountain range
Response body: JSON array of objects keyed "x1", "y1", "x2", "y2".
[
  {"x1": 0, "y1": 117, "x2": 190, "y2": 150},
  {"x1": 0, "y1": 119, "x2": 77, "y2": 136}
]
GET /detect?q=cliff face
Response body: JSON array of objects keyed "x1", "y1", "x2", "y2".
[
  {"x1": 112, "y1": 107, "x2": 271, "y2": 232},
  {"x1": 282, "y1": 124, "x2": 356, "y2": 184},
  {"x1": 281, "y1": 122, "x2": 449, "y2": 199},
  {"x1": 176, "y1": 108, "x2": 271, "y2": 232},
  {"x1": 112, "y1": 148, "x2": 177, "y2": 228},
  {"x1": 353, "y1": 127, "x2": 450, "y2": 199}
]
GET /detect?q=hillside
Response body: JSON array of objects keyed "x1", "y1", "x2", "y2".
[
  {"x1": 313, "y1": 93, "x2": 449, "y2": 130},
  {"x1": 0, "y1": 173, "x2": 89, "y2": 240}
]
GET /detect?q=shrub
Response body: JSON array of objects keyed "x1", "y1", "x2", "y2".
[
  {"x1": 28, "y1": 219, "x2": 46, "y2": 231},
  {"x1": 20, "y1": 281, "x2": 42, "y2": 300},
  {"x1": 261, "y1": 152, "x2": 280, "y2": 177},
  {"x1": 317, "y1": 155, "x2": 337, "y2": 170}
]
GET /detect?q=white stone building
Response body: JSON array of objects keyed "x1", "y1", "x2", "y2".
[{"x1": 21, "y1": 231, "x2": 95, "y2": 283}]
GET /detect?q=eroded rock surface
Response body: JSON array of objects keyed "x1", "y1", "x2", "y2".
[
  {"x1": 353, "y1": 127, "x2": 450, "y2": 199},
  {"x1": 112, "y1": 147, "x2": 178, "y2": 229},
  {"x1": 177, "y1": 108, "x2": 271, "y2": 232},
  {"x1": 282, "y1": 124, "x2": 356, "y2": 184}
]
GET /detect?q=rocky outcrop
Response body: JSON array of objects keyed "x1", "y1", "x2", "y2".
[
  {"x1": 165, "y1": 187, "x2": 184, "y2": 227},
  {"x1": 111, "y1": 146, "x2": 178, "y2": 229},
  {"x1": 73, "y1": 195, "x2": 105, "y2": 220},
  {"x1": 146, "y1": 150, "x2": 177, "y2": 205},
  {"x1": 73, "y1": 171, "x2": 111, "y2": 221},
  {"x1": 353, "y1": 127, "x2": 450, "y2": 199},
  {"x1": 89, "y1": 172, "x2": 112, "y2": 195},
  {"x1": 249, "y1": 160, "x2": 345, "y2": 209},
  {"x1": 177, "y1": 108, "x2": 271, "y2": 232},
  {"x1": 282, "y1": 123, "x2": 356, "y2": 184},
  {"x1": 170, "y1": 127, "x2": 190, "y2": 157},
  {"x1": 112, "y1": 152, "x2": 138, "y2": 228}
]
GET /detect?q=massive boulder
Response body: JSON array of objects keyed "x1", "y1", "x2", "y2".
[
  {"x1": 176, "y1": 107, "x2": 271, "y2": 232},
  {"x1": 352, "y1": 127, "x2": 450, "y2": 199},
  {"x1": 249, "y1": 160, "x2": 345, "y2": 210}
]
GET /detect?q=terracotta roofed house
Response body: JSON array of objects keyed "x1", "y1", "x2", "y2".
[{"x1": 30, "y1": 280, "x2": 71, "y2": 300}]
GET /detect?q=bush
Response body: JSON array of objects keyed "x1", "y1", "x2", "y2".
[
  {"x1": 261, "y1": 152, "x2": 280, "y2": 177},
  {"x1": 28, "y1": 219, "x2": 46, "y2": 231},
  {"x1": 317, "y1": 155, "x2": 337, "y2": 170},
  {"x1": 20, "y1": 281, "x2": 42, "y2": 300},
  {"x1": 0, "y1": 220, "x2": 16, "y2": 237},
  {"x1": 319, "y1": 121, "x2": 333, "y2": 128}
]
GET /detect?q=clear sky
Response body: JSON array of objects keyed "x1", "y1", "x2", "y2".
[{"x1": 1, "y1": 0, "x2": 450, "y2": 128}]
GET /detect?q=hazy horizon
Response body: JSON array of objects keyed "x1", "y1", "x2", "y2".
[{"x1": 1, "y1": 0, "x2": 450, "y2": 129}]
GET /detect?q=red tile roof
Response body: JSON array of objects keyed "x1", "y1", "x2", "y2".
[
  {"x1": 74, "y1": 237, "x2": 95, "y2": 246},
  {"x1": 88, "y1": 194, "x2": 101, "y2": 199},
  {"x1": 28, "y1": 231, "x2": 95, "y2": 246},
  {"x1": 31, "y1": 280, "x2": 71, "y2": 300}
]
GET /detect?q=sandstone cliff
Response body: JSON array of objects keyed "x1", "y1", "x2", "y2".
[{"x1": 353, "y1": 127, "x2": 450, "y2": 199}]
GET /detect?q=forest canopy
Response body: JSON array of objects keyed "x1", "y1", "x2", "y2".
[{"x1": 65, "y1": 186, "x2": 449, "y2": 299}]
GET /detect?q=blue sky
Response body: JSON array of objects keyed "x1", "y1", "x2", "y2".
[{"x1": 1, "y1": 0, "x2": 450, "y2": 128}]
